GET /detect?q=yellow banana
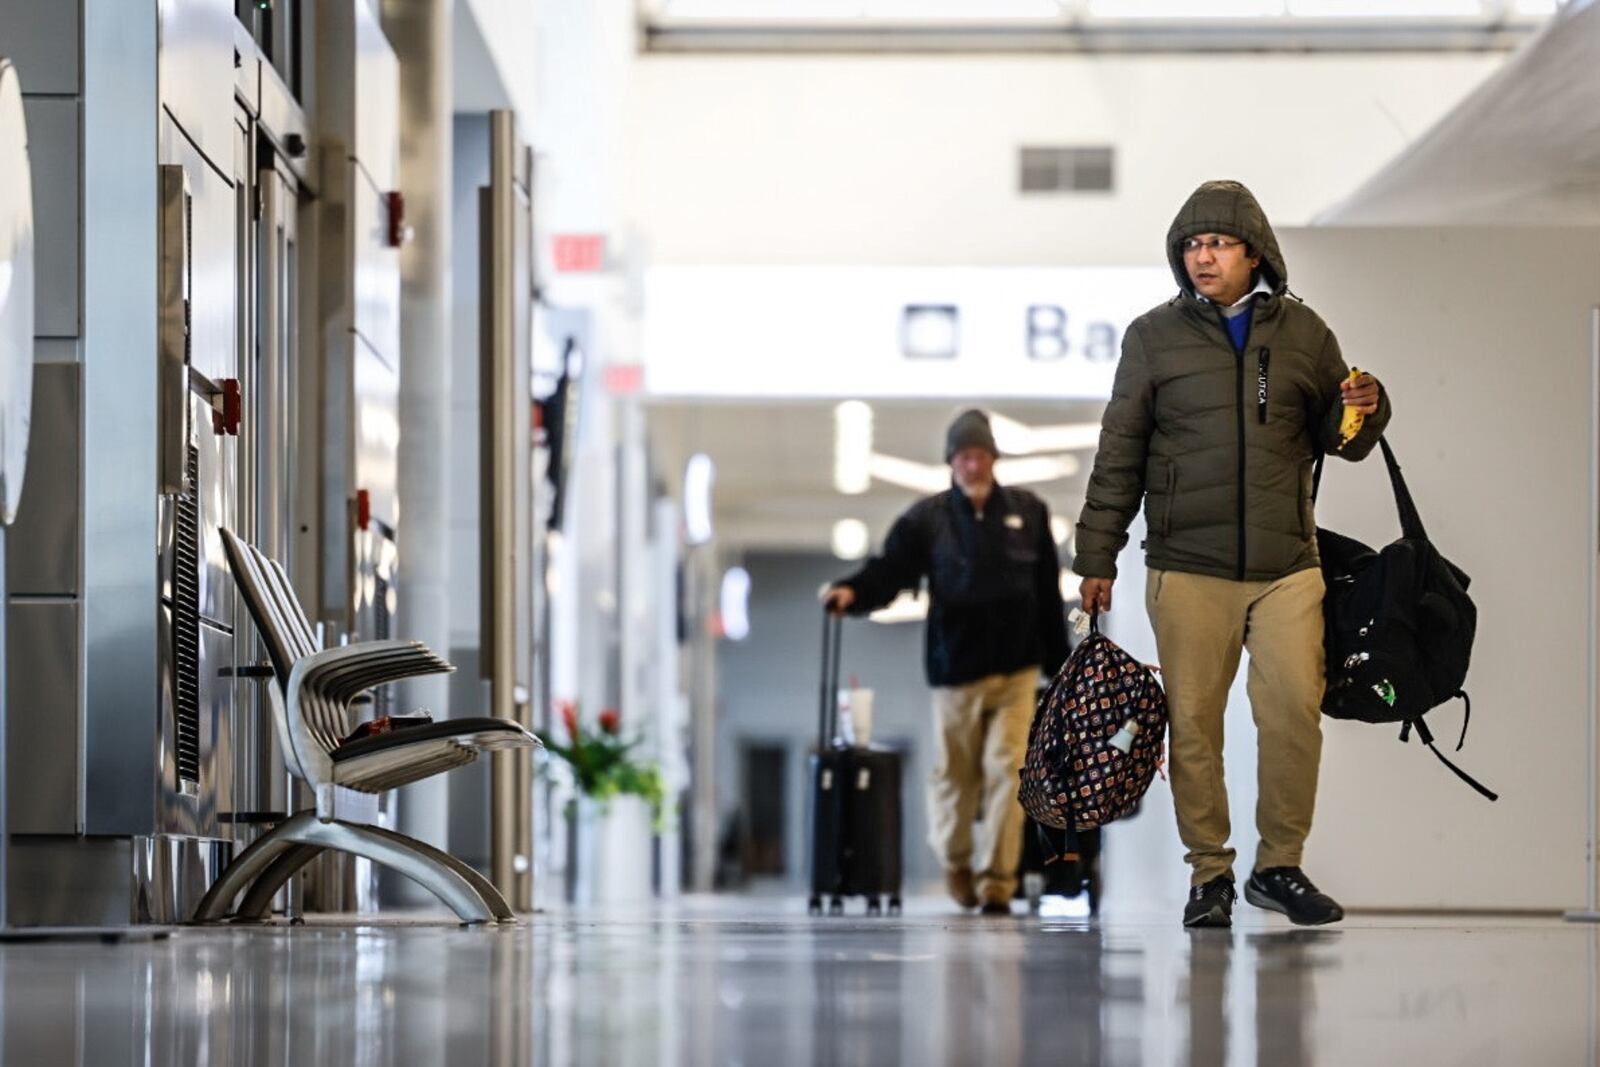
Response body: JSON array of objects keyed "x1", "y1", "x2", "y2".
[{"x1": 1338, "y1": 367, "x2": 1365, "y2": 449}]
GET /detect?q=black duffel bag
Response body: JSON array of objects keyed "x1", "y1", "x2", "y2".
[{"x1": 1314, "y1": 437, "x2": 1497, "y2": 800}]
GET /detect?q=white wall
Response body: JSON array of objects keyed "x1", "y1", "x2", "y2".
[
  {"x1": 454, "y1": 0, "x2": 542, "y2": 119},
  {"x1": 1285, "y1": 225, "x2": 1600, "y2": 911},
  {"x1": 624, "y1": 52, "x2": 1502, "y2": 267}
]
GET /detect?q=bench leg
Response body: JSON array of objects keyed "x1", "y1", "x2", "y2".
[
  {"x1": 356, "y1": 822, "x2": 516, "y2": 922},
  {"x1": 193, "y1": 812, "x2": 320, "y2": 922},
  {"x1": 234, "y1": 843, "x2": 325, "y2": 921},
  {"x1": 233, "y1": 826, "x2": 514, "y2": 924},
  {"x1": 197, "y1": 813, "x2": 501, "y2": 925}
]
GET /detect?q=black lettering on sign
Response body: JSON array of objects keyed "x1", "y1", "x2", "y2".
[
  {"x1": 1085, "y1": 322, "x2": 1118, "y2": 362},
  {"x1": 1026, "y1": 305, "x2": 1069, "y2": 361}
]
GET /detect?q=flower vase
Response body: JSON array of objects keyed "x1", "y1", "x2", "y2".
[{"x1": 570, "y1": 794, "x2": 653, "y2": 907}]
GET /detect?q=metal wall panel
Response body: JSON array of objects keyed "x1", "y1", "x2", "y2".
[
  {"x1": 351, "y1": 162, "x2": 401, "y2": 372},
  {"x1": 157, "y1": 0, "x2": 235, "y2": 174},
  {"x1": 258, "y1": 62, "x2": 311, "y2": 187},
  {"x1": 154, "y1": 618, "x2": 232, "y2": 839},
  {"x1": 353, "y1": 0, "x2": 399, "y2": 193},
  {"x1": 353, "y1": 332, "x2": 400, "y2": 531},
  {"x1": 159, "y1": 116, "x2": 238, "y2": 628},
  {"x1": 81, "y1": 0, "x2": 161, "y2": 838},
  {"x1": 23, "y1": 98, "x2": 80, "y2": 339},
  {"x1": 170, "y1": 119, "x2": 239, "y2": 386},
  {"x1": 5, "y1": 837, "x2": 130, "y2": 927},
  {"x1": 233, "y1": 20, "x2": 260, "y2": 117},
  {"x1": 0, "y1": 0, "x2": 80, "y2": 95},
  {"x1": 5, "y1": 600, "x2": 80, "y2": 833},
  {"x1": 5, "y1": 362, "x2": 79, "y2": 596},
  {"x1": 191, "y1": 392, "x2": 237, "y2": 628}
]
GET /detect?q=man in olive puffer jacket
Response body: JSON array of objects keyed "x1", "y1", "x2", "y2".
[{"x1": 1075, "y1": 180, "x2": 1390, "y2": 928}]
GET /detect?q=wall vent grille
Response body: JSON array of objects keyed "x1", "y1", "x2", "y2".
[
  {"x1": 172, "y1": 443, "x2": 203, "y2": 792},
  {"x1": 1019, "y1": 146, "x2": 1114, "y2": 193}
]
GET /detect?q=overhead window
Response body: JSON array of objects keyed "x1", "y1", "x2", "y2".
[{"x1": 653, "y1": 0, "x2": 1557, "y2": 20}]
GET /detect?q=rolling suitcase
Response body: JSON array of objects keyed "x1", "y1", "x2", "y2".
[{"x1": 807, "y1": 610, "x2": 903, "y2": 917}]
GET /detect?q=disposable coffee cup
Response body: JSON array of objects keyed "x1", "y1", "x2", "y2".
[{"x1": 848, "y1": 688, "x2": 874, "y2": 748}]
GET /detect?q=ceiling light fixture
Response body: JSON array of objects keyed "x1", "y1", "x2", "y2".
[
  {"x1": 831, "y1": 518, "x2": 871, "y2": 561},
  {"x1": 684, "y1": 453, "x2": 716, "y2": 544},
  {"x1": 834, "y1": 400, "x2": 873, "y2": 495},
  {"x1": 995, "y1": 454, "x2": 1082, "y2": 484},
  {"x1": 720, "y1": 567, "x2": 751, "y2": 641},
  {"x1": 988, "y1": 413, "x2": 1104, "y2": 455}
]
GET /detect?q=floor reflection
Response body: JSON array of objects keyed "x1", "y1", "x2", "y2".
[{"x1": 0, "y1": 903, "x2": 1593, "y2": 1066}]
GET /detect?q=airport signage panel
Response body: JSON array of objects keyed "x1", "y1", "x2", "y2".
[{"x1": 641, "y1": 265, "x2": 1174, "y2": 400}]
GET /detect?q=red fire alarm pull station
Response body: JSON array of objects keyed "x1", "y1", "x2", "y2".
[
  {"x1": 356, "y1": 488, "x2": 372, "y2": 532},
  {"x1": 385, "y1": 190, "x2": 408, "y2": 248},
  {"x1": 212, "y1": 378, "x2": 242, "y2": 436}
]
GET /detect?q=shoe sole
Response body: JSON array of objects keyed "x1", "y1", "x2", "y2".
[
  {"x1": 1182, "y1": 903, "x2": 1232, "y2": 929},
  {"x1": 1244, "y1": 883, "x2": 1344, "y2": 926}
]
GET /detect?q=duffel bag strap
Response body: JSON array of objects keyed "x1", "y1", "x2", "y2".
[
  {"x1": 1314, "y1": 437, "x2": 1430, "y2": 544},
  {"x1": 1038, "y1": 821, "x2": 1084, "y2": 871}
]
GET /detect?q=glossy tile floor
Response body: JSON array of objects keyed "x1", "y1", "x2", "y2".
[{"x1": 0, "y1": 897, "x2": 1594, "y2": 1066}]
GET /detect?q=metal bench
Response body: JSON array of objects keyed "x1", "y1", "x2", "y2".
[{"x1": 193, "y1": 528, "x2": 540, "y2": 925}]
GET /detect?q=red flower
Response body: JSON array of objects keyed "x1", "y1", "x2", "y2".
[
  {"x1": 559, "y1": 701, "x2": 579, "y2": 739},
  {"x1": 598, "y1": 709, "x2": 621, "y2": 736}
]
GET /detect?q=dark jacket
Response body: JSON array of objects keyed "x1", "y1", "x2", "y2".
[
  {"x1": 841, "y1": 484, "x2": 1069, "y2": 687},
  {"x1": 1074, "y1": 180, "x2": 1393, "y2": 582}
]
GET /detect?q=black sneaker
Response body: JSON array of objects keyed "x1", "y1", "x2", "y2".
[
  {"x1": 1182, "y1": 875, "x2": 1236, "y2": 928},
  {"x1": 1245, "y1": 867, "x2": 1345, "y2": 926}
]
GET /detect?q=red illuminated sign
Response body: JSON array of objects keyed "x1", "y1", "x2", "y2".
[{"x1": 552, "y1": 234, "x2": 606, "y2": 273}]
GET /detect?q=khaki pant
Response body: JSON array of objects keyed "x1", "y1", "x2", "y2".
[
  {"x1": 928, "y1": 667, "x2": 1038, "y2": 901},
  {"x1": 1145, "y1": 567, "x2": 1326, "y2": 885}
]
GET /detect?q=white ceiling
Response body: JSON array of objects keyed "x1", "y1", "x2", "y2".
[{"x1": 646, "y1": 397, "x2": 1107, "y2": 557}]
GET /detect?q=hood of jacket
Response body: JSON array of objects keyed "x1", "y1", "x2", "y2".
[{"x1": 1166, "y1": 180, "x2": 1288, "y2": 299}]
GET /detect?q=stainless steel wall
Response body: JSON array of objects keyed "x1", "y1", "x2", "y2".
[{"x1": 0, "y1": 0, "x2": 321, "y2": 925}]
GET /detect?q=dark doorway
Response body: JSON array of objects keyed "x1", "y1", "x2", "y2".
[{"x1": 739, "y1": 742, "x2": 788, "y2": 878}]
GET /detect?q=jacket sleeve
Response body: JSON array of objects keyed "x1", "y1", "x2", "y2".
[
  {"x1": 838, "y1": 507, "x2": 929, "y2": 614},
  {"x1": 1034, "y1": 501, "x2": 1070, "y2": 674},
  {"x1": 1317, "y1": 327, "x2": 1392, "y2": 462},
  {"x1": 1074, "y1": 323, "x2": 1156, "y2": 580}
]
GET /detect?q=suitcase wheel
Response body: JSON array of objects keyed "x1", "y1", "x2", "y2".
[
  {"x1": 828, "y1": 896, "x2": 844, "y2": 917},
  {"x1": 808, "y1": 896, "x2": 823, "y2": 917},
  {"x1": 887, "y1": 897, "x2": 902, "y2": 916},
  {"x1": 867, "y1": 896, "x2": 882, "y2": 917}
]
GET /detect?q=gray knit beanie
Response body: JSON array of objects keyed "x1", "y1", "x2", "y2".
[{"x1": 945, "y1": 409, "x2": 998, "y2": 462}]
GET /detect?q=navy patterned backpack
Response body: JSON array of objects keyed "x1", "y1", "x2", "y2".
[{"x1": 1019, "y1": 615, "x2": 1167, "y2": 841}]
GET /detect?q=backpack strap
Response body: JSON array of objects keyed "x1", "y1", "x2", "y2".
[
  {"x1": 1453, "y1": 691, "x2": 1471, "y2": 752},
  {"x1": 1406, "y1": 717, "x2": 1499, "y2": 801}
]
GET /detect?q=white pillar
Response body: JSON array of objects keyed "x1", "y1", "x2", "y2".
[{"x1": 382, "y1": 0, "x2": 454, "y2": 880}]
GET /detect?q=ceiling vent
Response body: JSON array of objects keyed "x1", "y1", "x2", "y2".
[{"x1": 1019, "y1": 146, "x2": 1115, "y2": 193}]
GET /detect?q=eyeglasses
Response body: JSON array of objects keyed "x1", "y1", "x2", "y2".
[{"x1": 1181, "y1": 237, "x2": 1247, "y2": 255}]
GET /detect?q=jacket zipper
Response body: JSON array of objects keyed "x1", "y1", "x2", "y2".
[{"x1": 1222, "y1": 311, "x2": 1248, "y2": 581}]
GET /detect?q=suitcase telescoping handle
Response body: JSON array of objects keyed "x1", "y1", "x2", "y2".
[{"x1": 818, "y1": 608, "x2": 843, "y2": 749}]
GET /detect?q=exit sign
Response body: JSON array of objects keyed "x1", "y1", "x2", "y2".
[{"x1": 552, "y1": 234, "x2": 606, "y2": 273}]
